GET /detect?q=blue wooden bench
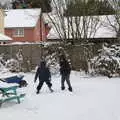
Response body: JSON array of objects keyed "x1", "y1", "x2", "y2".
[{"x1": 0, "y1": 85, "x2": 25, "y2": 107}]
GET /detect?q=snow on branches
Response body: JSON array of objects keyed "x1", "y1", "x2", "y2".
[{"x1": 90, "y1": 44, "x2": 120, "y2": 77}]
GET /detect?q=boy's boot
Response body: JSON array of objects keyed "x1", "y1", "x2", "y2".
[
  {"x1": 68, "y1": 87, "x2": 72, "y2": 92},
  {"x1": 61, "y1": 86, "x2": 65, "y2": 90},
  {"x1": 36, "y1": 90, "x2": 40, "y2": 94},
  {"x1": 49, "y1": 87, "x2": 54, "y2": 92}
]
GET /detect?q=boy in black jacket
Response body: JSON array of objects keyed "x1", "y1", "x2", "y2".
[
  {"x1": 34, "y1": 61, "x2": 53, "y2": 94},
  {"x1": 59, "y1": 55, "x2": 73, "y2": 92}
]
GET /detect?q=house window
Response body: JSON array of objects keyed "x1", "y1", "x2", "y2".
[{"x1": 13, "y1": 28, "x2": 24, "y2": 37}]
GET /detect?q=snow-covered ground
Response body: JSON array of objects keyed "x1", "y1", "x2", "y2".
[{"x1": 0, "y1": 71, "x2": 120, "y2": 120}]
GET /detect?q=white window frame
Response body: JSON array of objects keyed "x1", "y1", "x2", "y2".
[{"x1": 13, "y1": 28, "x2": 24, "y2": 37}]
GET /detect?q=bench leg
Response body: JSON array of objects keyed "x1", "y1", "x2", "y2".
[
  {"x1": 14, "y1": 90, "x2": 20, "y2": 104},
  {"x1": 0, "y1": 100, "x2": 2, "y2": 107},
  {"x1": 17, "y1": 97, "x2": 20, "y2": 104}
]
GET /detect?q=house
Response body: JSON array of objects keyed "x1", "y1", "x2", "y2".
[
  {"x1": 4, "y1": 9, "x2": 50, "y2": 42},
  {"x1": 46, "y1": 15, "x2": 117, "y2": 42},
  {"x1": 0, "y1": 8, "x2": 12, "y2": 44}
]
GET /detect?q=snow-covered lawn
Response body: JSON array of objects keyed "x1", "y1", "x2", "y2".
[{"x1": 0, "y1": 71, "x2": 120, "y2": 120}]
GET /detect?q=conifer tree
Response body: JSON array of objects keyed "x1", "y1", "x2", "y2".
[
  {"x1": 64, "y1": 0, "x2": 115, "y2": 16},
  {"x1": 11, "y1": 0, "x2": 52, "y2": 12}
]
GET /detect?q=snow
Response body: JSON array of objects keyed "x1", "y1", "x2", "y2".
[
  {"x1": 4, "y1": 9, "x2": 41, "y2": 28},
  {"x1": 7, "y1": 41, "x2": 60, "y2": 46},
  {"x1": 0, "y1": 71, "x2": 120, "y2": 120},
  {"x1": 7, "y1": 41, "x2": 59, "y2": 46},
  {"x1": 0, "y1": 33, "x2": 12, "y2": 41}
]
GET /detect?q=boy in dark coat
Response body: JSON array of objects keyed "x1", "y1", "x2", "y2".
[
  {"x1": 59, "y1": 55, "x2": 73, "y2": 92},
  {"x1": 34, "y1": 61, "x2": 53, "y2": 94}
]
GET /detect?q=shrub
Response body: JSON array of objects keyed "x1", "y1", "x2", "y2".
[{"x1": 90, "y1": 44, "x2": 120, "y2": 77}]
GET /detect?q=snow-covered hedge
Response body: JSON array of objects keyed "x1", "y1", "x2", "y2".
[
  {"x1": 90, "y1": 44, "x2": 120, "y2": 77},
  {"x1": 6, "y1": 59, "x2": 20, "y2": 72}
]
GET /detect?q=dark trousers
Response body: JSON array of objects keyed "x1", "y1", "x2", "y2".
[
  {"x1": 37, "y1": 80, "x2": 52, "y2": 92},
  {"x1": 61, "y1": 74, "x2": 72, "y2": 89}
]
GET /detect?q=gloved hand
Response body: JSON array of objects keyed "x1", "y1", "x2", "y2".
[{"x1": 49, "y1": 77, "x2": 51, "y2": 81}]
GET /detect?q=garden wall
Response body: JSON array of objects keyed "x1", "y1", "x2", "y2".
[{"x1": 0, "y1": 43, "x2": 103, "y2": 72}]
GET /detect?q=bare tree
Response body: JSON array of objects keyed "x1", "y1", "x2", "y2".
[
  {"x1": 45, "y1": 0, "x2": 103, "y2": 45},
  {"x1": 104, "y1": 0, "x2": 120, "y2": 39},
  {"x1": 43, "y1": 0, "x2": 104, "y2": 74}
]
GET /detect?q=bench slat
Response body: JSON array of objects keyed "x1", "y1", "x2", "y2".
[{"x1": 0, "y1": 86, "x2": 18, "y2": 92}]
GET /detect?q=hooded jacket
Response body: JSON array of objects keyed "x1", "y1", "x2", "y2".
[{"x1": 34, "y1": 61, "x2": 51, "y2": 82}]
